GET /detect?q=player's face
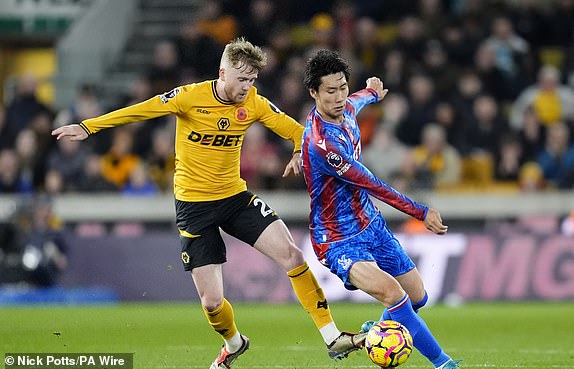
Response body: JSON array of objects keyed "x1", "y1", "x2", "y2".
[
  {"x1": 220, "y1": 64, "x2": 258, "y2": 103},
  {"x1": 311, "y1": 72, "x2": 349, "y2": 123}
]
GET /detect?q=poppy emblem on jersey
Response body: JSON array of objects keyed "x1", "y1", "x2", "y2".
[
  {"x1": 326, "y1": 152, "x2": 344, "y2": 169},
  {"x1": 236, "y1": 107, "x2": 247, "y2": 121},
  {"x1": 217, "y1": 117, "x2": 230, "y2": 130},
  {"x1": 160, "y1": 88, "x2": 181, "y2": 103}
]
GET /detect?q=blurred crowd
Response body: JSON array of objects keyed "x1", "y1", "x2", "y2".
[{"x1": 2, "y1": 0, "x2": 574, "y2": 196}]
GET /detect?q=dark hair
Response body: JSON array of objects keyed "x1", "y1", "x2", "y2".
[{"x1": 303, "y1": 49, "x2": 350, "y2": 91}]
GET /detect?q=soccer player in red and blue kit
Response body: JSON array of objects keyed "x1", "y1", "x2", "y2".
[{"x1": 301, "y1": 49, "x2": 462, "y2": 369}]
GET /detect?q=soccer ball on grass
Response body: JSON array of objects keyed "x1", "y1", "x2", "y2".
[{"x1": 365, "y1": 320, "x2": 413, "y2": 367}]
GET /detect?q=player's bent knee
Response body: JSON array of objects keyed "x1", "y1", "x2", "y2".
[
  {"x1": 200, "y1": 297, "x2": 224, "y2": 312},
  {"x1": 286, "y1": 244, "x2": 305, "y2": 267},
  {"x1": 372, "y1": 283, "x2": 406, "y2": 308},
  {"x1": 412, "y1": 291, "x2": 429, "y2": 311}
]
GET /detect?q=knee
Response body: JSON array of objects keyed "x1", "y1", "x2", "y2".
[
  {"x1": 277, "y1": 243, "x2": 305, "y2": 271},
  {"x1": 384, "y1": 287, "x2": 407, "y2": 307},
  {"x1": 412, "y1": 291, "x2": 429, "y2": 312},
  {"x1": 371, "y1": 282, "x2": 406, "y2": 308},
  {"x1": 199, "y1": 294, "x2": 223, "y2": 312}
]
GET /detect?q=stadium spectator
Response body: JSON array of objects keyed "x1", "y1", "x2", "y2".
[
  {"x1": 54, "y1": 84, "x2": 102, "y2": 127},
  {"x1": 195, "y1": 0, "x2": 238, "y2": 45},
  {"x1": 362, "y1": 123, "x2": 409, "y2": 184},
  {"x1": 4, "y1": 74, "x2": 52, "y2": 149},
  {"x1": 99, "y1": 128, "x2": 141, "y2": 188},
  {"x1": 240, "y1": 124, "x2": 282, "y2": 190},
  {"x1": 0, "y1": 149, "x2": 24, "y2": 193},
  {"x1": 396, "y1": 74, "x2": 438, "y2": 146},
  {"x1": 434, "y1": 101, "x2": 465, "y2": 153},
  {"x1": 122, "y1": 162, "x2": 158, "y2": 196},
  {"x1": 420, "y1": 39, "x2": 458, "y2": 97},
  {"x1": 331, "y1": 0, "x2": 358, "y2": 50},
  {"x1": 379, "y1": 49, "x2": 408, "y2": 95},
  {"x1": 518, "y1": 161, "x2": 547, "y2": 191},
  {"x1": 390, "y1": 16, "x2": 426, "y2": 64},
  {"x1": 20, "y1": 196, "x2": 68, "y2": 287},
  {"x1": 463, "y1": 95, "x2": 510, "y2": 157},
  {"x1": 239, "y1": 0, "x2": 277, "y2": 46},
  {"x1": 43, "y1": 169, "x2": 65, "y2": 195},
  {"x1": 483, "y1": 15, "x2": 530, "y2": 80},
  {"x1": 174, "y1": 20, "x2": 222, "y2": 81},
  {"x1": 146, "y1": 40, "x2": 182, "y2": 97},
  {"x1": 494, "y1": 134, "x2": 524, "y2": 182},
  {"x1": 408, "y1": 123, "x2": 462, "y2": 190},
  {"x1": 418, "y1": 0, "x2": 449, "y2": 39},
  {"x1": 450, "y1": 70, "x2": 483, "y2": 127},
  {"x1": 473, "y1": 42, "x2": 513, "y2": 102},
  {"x1": 0, "y1": 196, "x2": 68, "y2": 287},
  {"x1": 76, "y1": 154, "x2": 117, "y2": 192},
  {"x1": 274, "y1": 73, "x2": 307, "y2": 120},
  {"x1": 47, "y1": 136, "x2": 89, "y2": 192},
  {"x1": 536, "y1": 122, "x2": 574, "y2": 189},
  {"x1": 303, "y1": 13, "x2": 337, "y2": 61},
  {"x1": 14, "y1": 128, "x2": 46, "y2": 193},
  {"x1": 440, "y1": 21, "x2": 475, "y2": 67},
  {"x1": 509, "y1": 65, "x2": 574, "y2": 130},
  {"x1": 351, "y1": 17, "x2": 385, "y2": 83},
  {"x1": 146, "y1": 128, "x2": 175, "y2": 193},
  {"x1": 379, "y1": 93, "x2": 409, "y2": 133},
  {"x1": 517, "y1": 106, "x2": 545, "y2": 162}
]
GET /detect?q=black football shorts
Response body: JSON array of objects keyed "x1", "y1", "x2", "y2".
[{"x1": 175, "y1": 191, "x2": 280, "y2": 271}]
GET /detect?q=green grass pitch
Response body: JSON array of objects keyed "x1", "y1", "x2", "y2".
[{"x1": 2, "y1": 302, "x2": 573, "y2": 368}]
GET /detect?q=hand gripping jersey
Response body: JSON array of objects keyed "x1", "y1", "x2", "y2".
[
  {"x1": 301, "y1": 88, "x2": 428, "y2": 260},
  {"x1": 80, "y1": 80, "x2": 303, "y2": 201}
]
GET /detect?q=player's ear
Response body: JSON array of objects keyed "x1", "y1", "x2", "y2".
[
  {"x1": 309, "y1": 89, "x2": 317, "y2": 99},
  {"x1": 219, "y1": 67, "x2": 225, "y2": 81}
]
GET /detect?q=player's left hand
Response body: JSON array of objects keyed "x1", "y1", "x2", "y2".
[
  {"x1": 423, "y1": 208, "x2": 448, "y2": 235},
  {"x1": 283, "y1": 151, "x2": 302, "y2": 177},
  {"x1": 366, "y1": 77, "x2": 388, "y2": 102}
]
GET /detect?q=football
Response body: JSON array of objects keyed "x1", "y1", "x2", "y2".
[{"x1": 365, "y1": 320, "x2": 413, "y2": 367}]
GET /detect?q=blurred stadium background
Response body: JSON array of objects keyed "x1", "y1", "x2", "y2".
[{"x1": 0, "y1": 1, "x2": 573, "y2": 367}]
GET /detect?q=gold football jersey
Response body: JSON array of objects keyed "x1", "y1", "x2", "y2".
[{"x1": 81, "y1": 80, "x2": 303, "y2": 201}]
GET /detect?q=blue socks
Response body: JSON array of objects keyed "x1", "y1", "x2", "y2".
[
  {"x1": 380, "y1": 291, "x2": 429, "y2": 320},
  {"x1": 387, "y1": 294, "x2": 450, "y2": 368}
]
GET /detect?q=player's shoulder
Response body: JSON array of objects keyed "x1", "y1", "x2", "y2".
[
  {"x1": 306, "y1": 124, "x2": 346, "y2": 155},
  {"x1": 160, "y1": 81, "x2": 205, "y2": 99},
  {"x1": 182, "y1": 80, "x2": 212, "y2": 94}
]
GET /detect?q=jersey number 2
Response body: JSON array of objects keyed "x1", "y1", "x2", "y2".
[{"x1": 253, "y1": 198, "x2": 274, "y2": 217}]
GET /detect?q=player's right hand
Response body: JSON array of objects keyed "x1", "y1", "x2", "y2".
[
  {"x1": 423, "y1": 208, "x2": 448, "y2": 235},
  {"x1": 51, "y1": 124, "x2": 88, "y2": 141}
]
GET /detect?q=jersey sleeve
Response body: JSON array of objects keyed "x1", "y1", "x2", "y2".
[
  {"x1": 254, "y1": 95, "x2": 304, "y2": 152},
  {"x1": 312, "y1": 131, "x2": 428, "y2": 220},
  {"x1": 347, "y1": 88, "x2": 378, "y2": 115},
  {"x1": 81, "y1": 85, "x2": 191, "y2": 135}
]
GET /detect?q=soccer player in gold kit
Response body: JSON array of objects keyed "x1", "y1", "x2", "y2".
[{"x1": 52, "y1": 38, "x2": 365, "y2": 369}]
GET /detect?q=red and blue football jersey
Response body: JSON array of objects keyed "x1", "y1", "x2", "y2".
[{"x1": 302, "y1": 88, "x2": 428, "y2": 260}]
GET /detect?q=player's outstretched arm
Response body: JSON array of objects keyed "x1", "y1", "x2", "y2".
[
  {"x1": 423, "y1": 208, "x2": 448, "y2": 235},
  {"x1": 282, "y1": 151, "x2": 302, "y2": 177},
  {"x1": 365, "y1": 77, "x2": 388, "y2": 102},
  {"x1": 51, "y1": 124, "x2": 88, "y2": 141}
]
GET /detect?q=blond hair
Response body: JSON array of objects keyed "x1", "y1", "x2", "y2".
[{"x1": 220, "y1": 37, "x2": 267, "y2": 74}]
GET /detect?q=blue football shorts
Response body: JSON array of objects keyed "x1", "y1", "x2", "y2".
[{"x1": 322, "y1": 214, "x2": 415, "y2": 290}]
